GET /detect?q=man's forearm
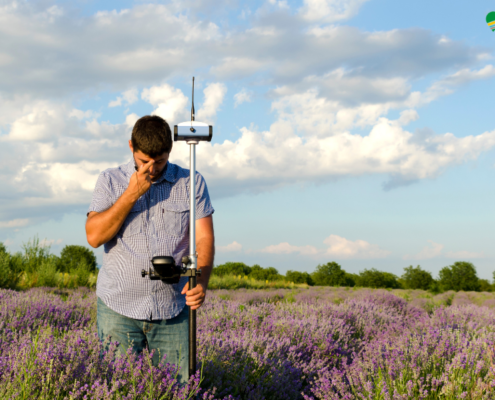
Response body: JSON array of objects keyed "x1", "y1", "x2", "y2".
[
  {"x1": 196, "y1": 234, "x2": 214, "y2": 290},
  {"x1": 86, "y1": 190, "x2": 138, "y2": 248}
]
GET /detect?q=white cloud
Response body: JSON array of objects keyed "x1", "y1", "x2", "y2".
[
  {"x1": 2, "y1": 73, "x2": 495, "y2": 227},
  {"x1": 108, "y1": 98, "x2": 122, "y2": 108},
  {"x1": 0, "y1": 3, "x2": 493, "y2": 228},
  {"x1": 404, "y1": 241, "x2": 484, "y2": 260},
  {"x1": 140, "y1": 82, "x2": 225, "y2": 126},
  {"x1": 0, "y1": 219, "x2": 29, "y2": 229},
  {"x1": 260, "y1": 234, "x2": 389, "y2": 259},
  {"x1": 261, "y1": 242, "x2": 319, "y2": 256},
  {"x1": 109, "y1": 88, "x2": 139, "y2": 108},
  {"x1": 39, "y1": 239, "x2": 54, "y2": 247},
  {"x1": 168, "y1": 97, "x2": 495, "y2": 195},
  {"x1": 445, "y1": 250, "x2": 484, "y2": 259},
  {"x1": 142, "y1": 83, "x2": 189, "y2": 124},
  {"x1": 411, "y1": 65, "x2": 495, "y2": 107},
  {"x1": 299, "y1": 0, "x2": 370, "y2": 23},
  {"x1": 274, "y1": 68, "x2": 411, "y2": 106},
  {"x1": 125, "y1": 113, "x2": 140, "y2": 129},
  {"x1": 4, "y1": 101, "x2": 69, "y2": 142},
  {"x1": 323, "y1": 235, "x2": 391, "y2": 259},
  {"x1": 268, "y1": 0, "x2": 289, "y2": 9},
  {"x1": 234, "y1": 89, "x2": 253, "y2": 107},
  {"x1": 197, "y1": 83, "x2": 227, "y2": 123},
  {"x1": 0, "y1": 2, "x2": 482, "y2": 99},
  {"x1": 13, "y1": 160, "x2": 115, "y2": 205},
  {"x1": 217, "y1": 241, "x2": 243, "y2": 252},
  {"x1": 2, "y1": 239, "x2": 14, "y2": 246},
  {"x1": 404, "y1": 240, "x2": 444, "y2": 260},
  {"x1": 39, "y1": 238, "x2": 62, "y2": 247},
  {"x1": 211, "y1": 57, "x2": 265, "y2": 79}
]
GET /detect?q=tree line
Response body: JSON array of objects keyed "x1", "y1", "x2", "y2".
[
  {"x1": 1, "y1": 236, "x2": 491, "y2": 293},
  {"x1": 0, "y1": 238, "x2": 97, "y2": 289},
  {"x1": 213, "y1": 260, "x2": 493, "y2": 292}
]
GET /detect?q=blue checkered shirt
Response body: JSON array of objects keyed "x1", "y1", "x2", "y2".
[{"x1": 88, "y1": 159, "x2": 214, "y2": 320}]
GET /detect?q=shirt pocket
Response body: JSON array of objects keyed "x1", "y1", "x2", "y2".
[
  {"x1": 157, "y1": 202, "x2": 190, "y2": 238},
  {"x1": 120, "y1": 201, "x2": 143, "y2": 238}
]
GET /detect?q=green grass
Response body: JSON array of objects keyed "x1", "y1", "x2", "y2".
[{"x1": 208, "y1": 274, "x2": 309, "y2": 290}]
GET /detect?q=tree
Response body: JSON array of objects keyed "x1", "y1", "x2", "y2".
[
  {"x1": 311, "y1": 262, "x2": 353, "y2": 286},
  {"x1": 355, "y1": 268, "x2": 401, "y2": 289},
  {"x1": 0, "y1": 242, "x2": 7, "y2": 255},
  {"x1": 0, "y1": 251, "x2": 21, "y2": 290},
  {"x1": 479, "y1": 279, "x2": 493, "y2": 292},
  {"x1": 58, "y1": 245, "x2": 97, "y2": 273},
  {"x1": 438, "y1": 261, "x2": 480, "y2": 292},
  {"x1": 401, "y1": 265, "x2": 434, "y2": 290},
  {"x1": 286, "y1": 270, "x2": 314, "y2": 285},
  {"x1": 344, "y1": 273, "x2": 358, "y2": 287},
  {"x1": 21, "y1": 236, "x2": 54, "y2": 274},
  {"x1": 250, "y1": 265, "x2": 282, "y2": 281},
  {"x1": 212, "y1": 262, "x2": 252, "y2": 277}
]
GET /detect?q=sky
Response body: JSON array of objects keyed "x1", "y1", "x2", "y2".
[{"x1": 1, "y1": 0, "x2": 495, "y2": 279}]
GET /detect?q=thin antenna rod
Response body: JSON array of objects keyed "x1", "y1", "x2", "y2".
[{"x1": 191, "y1": 77, "x2": 195, "y2": 122}]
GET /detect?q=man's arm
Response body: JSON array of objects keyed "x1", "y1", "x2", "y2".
[
  {"x1": 86, "y1": 160, "x2": 155, "y2": 248},
  {"x1": 181, "y1": 215, "x2": 215, "y2": 310}
]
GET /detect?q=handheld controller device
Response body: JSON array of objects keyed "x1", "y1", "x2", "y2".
[{"x1": 141, "y1": 77, "x2": 211, "y2": 378}]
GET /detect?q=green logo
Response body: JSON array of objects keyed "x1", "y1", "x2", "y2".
[{"x1": 487, "y1": 12, "x2": 495, "y2": 31}]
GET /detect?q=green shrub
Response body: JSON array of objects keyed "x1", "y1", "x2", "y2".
[
  {"x1": 58, "y1": 245, "x2": 97, "y2": 273},
  {"x1": 355, "y1": 268, "x2": 401, "y2": 289},
  {"x1": 439, "y1": 261, "x2": 480, "y2": 292},
  {"x1": 208, "y1": 274, "x2": 307, "y2": 290},
  {"x1": 311, "y1": 262, "x2": 354, "y2": 286},
  {"x1": 401, "y1": 265, "x2": 434, "y2": 290},
  {"x1": 0, "y1": 252, "x2": 21, "y2": 290},
  {"x1": 286, "y1": 270, "x2": 314, "y2": 285},
  {"x1": 249, "y1": 265, "x2": 283, "y2": 281},
  {"x1": 479, "y1": 279, "x2": 493, "y2": 292},
  {"x1": 73, "y1": 259, "x2": 93, "y2": 287},
  {"x1": 212, "y1": 262, "x2": 252, "y2": 277},
  {"x1": 21, "y1": 236, "x2": 55, "y2": 274},
  {"x1": 37, "y1": 257, "x2": 59, "y2": 287},
  {"x1": 344, "y1": 273, "x2": 358, "y2": 287},
  {"x1": 0, "y1": 237, "x2": 100, "y2": 289},
  {"x1": 428, "y1": 279, "x2": 441, "y2": 294}
]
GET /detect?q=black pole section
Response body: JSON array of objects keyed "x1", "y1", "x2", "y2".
[{"x1": 188, "y1": 274, "x2": 197, "y2": 377}]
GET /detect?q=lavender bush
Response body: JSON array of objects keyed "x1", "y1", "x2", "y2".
[{"x1": 1, "y1": 287, "x2": 494, "y2": 399}]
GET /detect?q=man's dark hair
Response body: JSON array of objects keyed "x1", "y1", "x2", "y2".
[{"x1": 131, "y1": 115, "x2": 172, "y2": 157}]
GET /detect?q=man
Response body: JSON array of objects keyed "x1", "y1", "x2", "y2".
[{"x1": 85, "y1": 115, "x2": 214, "y2": 383}]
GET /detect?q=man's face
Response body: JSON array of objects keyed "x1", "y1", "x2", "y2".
[{"x1": 129, "y1": 141, "x2": 169, "y2": 182}]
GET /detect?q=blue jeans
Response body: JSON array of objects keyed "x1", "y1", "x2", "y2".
[{"x1": 96, "y1": 297, "x2": 189, "y2": 383}]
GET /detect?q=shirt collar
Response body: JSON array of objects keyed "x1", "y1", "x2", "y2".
[{"x1": 123, "y1": 159, "x2": 176, "y2": 184}]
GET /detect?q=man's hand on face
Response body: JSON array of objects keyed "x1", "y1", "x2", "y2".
[
  {"x1": 127, "y1": 159, "x2": 154, "y2": 201},
  {"x1": 181, "y1": 282, "x2": 206, "y2": 310}
]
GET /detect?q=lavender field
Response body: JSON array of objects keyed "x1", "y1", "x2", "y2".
[{"x1": 1, "y1": 287, "x2": 495, "y2": 399}]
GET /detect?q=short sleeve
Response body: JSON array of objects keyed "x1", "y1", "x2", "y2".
[
  {"x1": 87, "y1": 172, "x2": 115, "y2": 216},
  {"x1": 195, "y1": 172, "x2": 214, "y2": 220}
]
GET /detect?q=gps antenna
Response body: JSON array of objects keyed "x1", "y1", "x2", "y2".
[{"x1": 191, "y1": 77, "x2": 195, "y2": 122}]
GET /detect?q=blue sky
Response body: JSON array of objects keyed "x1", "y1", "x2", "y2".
[{"x1": 1, "y1": 0, "x2": 495, "y2": 279}]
